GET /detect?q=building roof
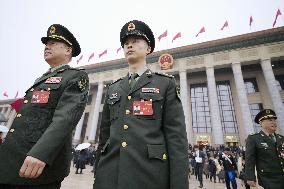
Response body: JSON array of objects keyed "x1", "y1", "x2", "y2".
[{"x1": 82, "y1": 27, "x2": 284, "y2": 74}]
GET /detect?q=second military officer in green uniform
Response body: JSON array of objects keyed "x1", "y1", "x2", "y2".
[
  {"x1": 94, "y1": 20, "x2": 189, "y2": 189},
  {"x1": 245, "y1": 109, "x2": 284, "y2": 189},
  {"x1": 0, "y1": 24, "x2": 89, "y2": 188}
]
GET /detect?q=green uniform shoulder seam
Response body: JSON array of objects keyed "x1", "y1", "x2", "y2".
[{"x1": 107, "y1": 78, "x2": 123, "y2": 87}]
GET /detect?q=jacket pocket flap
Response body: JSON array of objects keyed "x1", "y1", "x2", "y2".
[
  {"x1": 147, "y1": 144, "x2": 167, "y2": 160},
  {"x1": 39, "y1": 83, "x2": 62, "y2": 90},
  {"x1": 140, "y1": 93, "x2": 163, "y2": 101}
]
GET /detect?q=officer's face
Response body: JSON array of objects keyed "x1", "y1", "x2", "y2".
[
  {"x1": 123, "y1": 36, "x2": 151, "y2": 63},
  {"x1": 44, "y1": 39, "x2": 72, "y2": 63},
  {"x1": 260, "y1": 118, "x2": 277, "y2": 133}
]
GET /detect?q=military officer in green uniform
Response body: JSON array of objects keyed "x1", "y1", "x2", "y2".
[
  {"x1": 245, "y1": 109, "x2": 284, "y2": 189},
  {"x1": 94, "y1": 20, "x2": 189, "y2": 189},
  {"x1": 0, "y1": 24, "x2": 89, "y2": 189}
]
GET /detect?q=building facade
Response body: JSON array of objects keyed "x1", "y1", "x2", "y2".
[{"x1": 1, "y1": 27, "x2": 284, "y2": 146}]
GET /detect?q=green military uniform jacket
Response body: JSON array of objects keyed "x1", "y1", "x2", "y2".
[
  {"x1": 94, "y1": 69, "x2": 189, "y2": 189},
  {"x1": 245, "y1": 130, "x2": 284, "y2": 189},
  {"x1": 0, "y1": 65, "x2": 89, "y2": 185}
]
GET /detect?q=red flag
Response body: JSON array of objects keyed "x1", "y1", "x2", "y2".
[
  {"x1": 273, "y1": 9, "x2": 282, "y2": 27},
  {"x1": 249, "y1": 16, "x2": 253, "y2": 27},
  {"x1": 88, "y1": 52, "x2": 95, "y2": 62},
  {"x1": 221, "y1": 20, "x2": 229, "y2": 30},
  {"x1": 10, "y1": 98, "x2": 24, "y2": 113},
  {"x1": 14, "y1": 91, "x2": 19, "y2": 98},
  {"x1": 172, "y1": 32, "x2": 181, "y2": 43},
  {"x1": 76, "y1": 55, "x2": 83, "y2": 64},
  {"x1": 3, "y1": 92, "x2": 8, "y2": 97},
  {"x1": 99, "y1": 49, "x2": 107, "y2": 58},
  {"x1": 196, "y1": 27, "x2": 205, "y2": 37},
  {"x1": 158, "y1": 30, "x2": 168, "y2": 41},
  {"x1": 117, "y1": 47, "x2": 122, "y2": 54}
]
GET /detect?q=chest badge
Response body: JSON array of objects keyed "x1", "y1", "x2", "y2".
[
  {"x1": 260, "y1": 142, "x2": 269, "y2": 148},
  {"x1": 142, "y1": 88, "x2": 160, "y2": 93},
  {"x1": 45, "y1": 77, "x2": 62, "y2": 84},
  {"x1": 133, "y1": 100, "x2": 153, "y2": 116},
  {"x1": 31, "y1": 91, "x2": 50, "y2": 104}
]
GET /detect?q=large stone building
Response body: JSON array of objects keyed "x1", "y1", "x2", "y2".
[{"x1": 1, "y1": 27, "x2": 284, "y2": 146}]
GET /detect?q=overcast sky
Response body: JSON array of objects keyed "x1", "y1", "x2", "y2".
[{"x1": 0, "y1": 0, "x2": 283, "y2": 100}]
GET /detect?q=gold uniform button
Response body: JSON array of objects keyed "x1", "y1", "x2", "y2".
[
  {"x1": 123, "y1": 125, "x2": 129, "y2": 130},
  {"x1": 121, "y1": 142, "x2": 127, "y2": 148},
  {"x1": 16, "y1": 114, "x2": 22, "y2": 118},
  {"x1": 128, "y1": 96, "x2": 131, "y2": 100},
  {"x1": 47, "y1": 88, "x2": 51, "y2": 91},
  {"x1": 162, "y1": 154, "x2": 167, "y2": 160},
  {"x1": 261, "y1": 170, "x2": 263, "y2": 172},
  {"x1": 23, "y1": 100, "x2": 28, "y2": 104},
  {"x1": 10, "y1": 129, "x2": 15, "y2": 133},
  {"x1": 125, "y1": 110, "x2": 130, "y2": 115},
  {"x1": 30, "y1": 88, "x2": 34, "y2": 92}
]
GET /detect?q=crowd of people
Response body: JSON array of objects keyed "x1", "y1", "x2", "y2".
[{"x1": 187, "y1": 144, "x2": 249, "y2": 188}]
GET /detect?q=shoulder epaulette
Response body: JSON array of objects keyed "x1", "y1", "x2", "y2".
[
  {"x1": 107, "y1": 78, "x2": 123, "y2": 87},
  {"x1": 155, "y1": 72, "x2": 174, "y2": 78},
  {"x1": 249, "y1": 133, "x2": 258, "y2": 136}
]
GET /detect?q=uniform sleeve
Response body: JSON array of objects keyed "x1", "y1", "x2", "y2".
[
  {"x1": 94, "y1": 88, "x2": 111, "y2": 176},
  {"x1": 27, "y1": 71, "x2": 89, "y2": 165},
  {"x1": 245, "y1": 135, "x2": 257, "y2": 181},
  {"x1": 162, "y1": 78, "x2": 189, "y2": 189}
]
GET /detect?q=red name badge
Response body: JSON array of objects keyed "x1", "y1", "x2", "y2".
[
  {"x1": 31, "y1": 91, "x2": 50, "y2": 104},
  {"x1": 133, "y1": 101, "x2": 153, "y2": 116}
]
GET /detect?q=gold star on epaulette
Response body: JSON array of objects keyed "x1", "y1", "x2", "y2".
[
  {"x1": 155, "y1": 72, "x2": 174, "y2": 78},
  {"x1": 78, "y1": 76, "x2": 89, "y2": 92}
]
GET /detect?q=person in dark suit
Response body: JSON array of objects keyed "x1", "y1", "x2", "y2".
[
  {"x1": 0, "y1": 24, "x2": 89, "y2": 189},
  {"x1": 245, "y1": 109, "x2": 284, "y2": 189},
  {"x1": 93, "y1": 20, "x2": 189, "y2": 189},
  {"x1": 193, "y1": 145, "x2": 206, "y2": 188}
]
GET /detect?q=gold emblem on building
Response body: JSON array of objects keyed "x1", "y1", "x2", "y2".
[{"x1": 158, "y1": 54, "x2": 174, "y2": 70}]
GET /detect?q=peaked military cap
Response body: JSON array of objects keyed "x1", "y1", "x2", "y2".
[
  {"x1": 41, "y1": 24, "x2": 81, "y2": 57},
  {"x1": 120, "y1": 20, "x2": 155, "y2": 54},
  {"x1": 255, "y1": 109, "x2": 277, "y2": 124}
]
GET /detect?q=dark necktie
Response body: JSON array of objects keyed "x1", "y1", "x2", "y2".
[
  {"x1": 269, "y1": 134, "x2": 276, "y2": 143},
  {"x1": 129, "y1": 73, "x2": 139, "y2": 89}
]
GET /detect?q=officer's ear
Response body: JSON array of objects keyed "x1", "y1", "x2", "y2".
[{"x1": 146, "y1": 45, "x2": 151, "y2": 55}]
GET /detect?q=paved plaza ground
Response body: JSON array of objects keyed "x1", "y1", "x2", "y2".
[{"x1": 62, "y1": 165, "x2": 246, "y2": 189}]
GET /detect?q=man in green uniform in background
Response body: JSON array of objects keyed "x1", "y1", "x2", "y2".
[
  {"x1": 94, "y1": 20, "x2": 189, "y2": 189},
  {"x1": 0, "y1": 24, "x2": 89, "y2": 189},
  {"x1": 245, "y1": 109, "x2": 284, "y2": 189}
]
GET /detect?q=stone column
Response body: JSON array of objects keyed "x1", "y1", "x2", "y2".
[
  {"x1": 232, "y1": 62, "x2": 255, "y2": 135},
  {"x1": 260, "y1": 59, "x2": 284, "y2": 134},
  {"x1": 89, "y1": 82, "x2": 104, "y2": 141},
  {"x1": 73, "y1": 111, "x2": 86, "y2": 144},
  {"x1": 206, "y1": 66, "x2": 224, "y2": 144},
  {"x1": 179, "y1": 70, "x2": 193, "y2": 144}
]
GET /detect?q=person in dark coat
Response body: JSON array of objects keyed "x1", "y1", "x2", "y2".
[
  {"x1": 245, "y1": 109, "x2": 284, "y2": 189},
  {"x1": 0, "y1": 24, "x2": 89, "y2": 189},
  {"x1": 93, "y1": 20, "x2": 189, "y2": 189},
  {"x1": 219, "y1": 148, "x2": 238, "y2": 189},
  {"x1": 208, "y1": 156, "x2": 217, "y2": 183},
  {"x1": 75, "y1": 150, "x2": 87, "y2": 174}
]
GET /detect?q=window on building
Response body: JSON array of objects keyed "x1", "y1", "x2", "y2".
[
  {"x1": 216, "y1": 81, "x2": 238, "y2": 134},
  {"x1": 275, "y1": 75, "x2": 284, "y2": 91},
  {"x1": 249, "y1": 103, "x2": 263, "y2": 133},
  {"x1": 190, "y1": 84, "x2": 211, "y2": 133},
  {"x1": 244, "y1": 78, "x2": 259, "y2": 93}
]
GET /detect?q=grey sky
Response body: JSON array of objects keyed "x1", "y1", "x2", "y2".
[{"x1": 0, "y1": 0, "x2": 283, "y2": 100}]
